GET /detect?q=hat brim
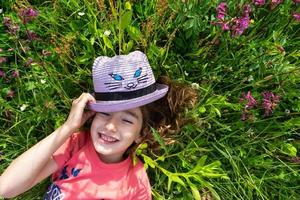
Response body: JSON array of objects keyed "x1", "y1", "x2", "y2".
[{"x1": 88, "y1": 83, "x2": 169, "y2": 112}]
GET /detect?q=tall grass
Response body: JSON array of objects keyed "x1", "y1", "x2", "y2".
[{"x1": 0, "y1": 0, "x2": 299, "y2": 199}]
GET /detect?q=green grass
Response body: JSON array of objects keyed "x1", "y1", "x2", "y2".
[{"x1": 1, "y1": 0, "x2": 300, "y2": 199}]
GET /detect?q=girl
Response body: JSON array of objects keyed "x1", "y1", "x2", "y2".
[{"x1": 0, "y1": 51, "x2": 197, "y2": 199}]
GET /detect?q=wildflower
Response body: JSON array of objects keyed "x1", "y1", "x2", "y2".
[
  {"x1": 40, "y1": 79, "x2": 46, "y2": 84},
  {"x1": 8, "y1": 48, "x2": 14, "y2": 51},
  {"x1": 240, "y1": 91, "x2": 257, "y2": 109},
  {"x1": 292, "y1": 0, "x2": 300, "y2": 3},
  {"x1": 19, "y1": 8, "x2": 39, "y2": 24},
  {"x1": 26, "y1": 30, "x2": 39, "y2": 40},
  {"x1": 3, "y1": 17, "x2": 11, "y2": 27},
  {"x1": 42, "y1": 50, "x2": 52, "y2": 57},
  {"x1": 0, "y1": 48, "x2": 3, "y2": 52},
  {"x1": 0, "y1": 57, "x2": 7, "y2": 64},
  {"x1": 191, "y1": 83, "x2": 200, "y2": 90},
  {"x1": 20, "y1": 104, "x2": 28, "y2": 111},
  {"x1": 216, "y1": 2, "x2": 227, "y2": 20},
  {"x1": 12, "y1": 70, "x2": 19, "y2": 78},
  {"x1": 261, "y1": 91, "x2": 280, "y2": 117},
  {"x1": 0, "y1": 8, "x2": 3, "y2": 14},
  {"x1": 6, "y1": 90, "x2": 15, "y2": 99},
  {"x1": 231, "y1": 16, "x2": 250, "y2": 36},
  {"x1": 243, "y1": 4, "x2": 251, "y2": 17},
  {"x1": 271, "y1": 0, "x2": 282, "y2": 6},
  {"x1": 9, "y1": 24, "x2": 20, "y2": 35},
  {"x1": 104, "y1": 30, "x2": 111, "y2": 36},
  {"x1": 78, "y1": 12, "x2": 85, "y2": 16},
  {"x1": 253, "y1": 0, "x2": 265, "y2": 6},
  {"x1": 293, "y1": 13, "x2": 300, "y2": 22},
  {"x1": 25, "y1": 57, "x2": 33, "y2": 67},
  {"x1": 0, "y1": 70, "x2": 5, "y2": 77}
]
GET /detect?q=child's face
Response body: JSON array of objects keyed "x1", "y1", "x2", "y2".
[{"x1": 90, "y1": 107, "x2": 143, "y2": 163}]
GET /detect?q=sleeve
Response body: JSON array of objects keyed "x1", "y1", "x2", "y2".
[
  {"x1": 133, "y1": 162, "x2": 152, "y2": 200},
  {"x1": 51, "y1": 131, "x2": 87, "y2": 178}
]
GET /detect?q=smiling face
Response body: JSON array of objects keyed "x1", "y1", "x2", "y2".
[{"x1": 90, "y1": 107, "x2": 143, "y2": 163}]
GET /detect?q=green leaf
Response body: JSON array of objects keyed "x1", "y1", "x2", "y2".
[
  {"x1": 120, "y1": 10, "x2": 132, "y2": 30},
  {"x1": 190, "y1": 183, "x2": 201, "y2": 200},
  {"x1": 127, "y1": 26, "x2": 142, "y2": 41},
  {"x1": 103, "y1": 35, "x2": 113, "y2": 50},
  {"x1": 281, "y1": 143, "x2": 297, "y2": 157}
]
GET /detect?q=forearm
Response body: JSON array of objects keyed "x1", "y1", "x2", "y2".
[{"x1": 0, "y1": 124, "x2": 73, "y2": 197}]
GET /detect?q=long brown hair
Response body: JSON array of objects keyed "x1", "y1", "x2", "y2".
[{"x1": 127, "y1": 76, "x2": 198, "y2": 156}]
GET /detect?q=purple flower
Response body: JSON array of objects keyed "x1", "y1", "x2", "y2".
[
  {"x1": 12, "y1": 70, "x2": 19, "y2": 78},
  {"x1": 3, "y1": 17, "x2": 11, "y2": 27},
  {"x1": 26, "y1": 30, "x2": 39, "y2": 40},
  {"x1": 0, "y1": 70, "x2": 5, "y2": 77},
  {"x1": 293, "y1": 13, "x2": 300, "y2": 22},
  {"x1": 2, "y1": 17, "x2": 19, "y2": 35},
  {"x1": 262, "y1": 91, "x2": 280, "y2": 117},
  {"x1": 216, "y1": 2, "x2": 227, "y2": 20},
  {"x1": 271, "y1": 0, "x2": 282, "y2": 5},
  {"x1": 25, "y1": 57, "x2": 33, "y2": 67},
  {"x1": 19, "y1": 8, "x2": 39, "y2": 24},
  {"x1": 253, "y1": 0, "x2": 265, "y2": 6},
  {"x1": 231, "y1": 16, "x2": 250, "y2": 37},
  {"x1": 240, "y1": 91, "x2": 257, "y2": 109},
  {"x1": 0, "y1": 57, "x2": 7, "y2": 64},
  {"x1": 243, "y1": 4, "x2": 251, "y2": 17}
]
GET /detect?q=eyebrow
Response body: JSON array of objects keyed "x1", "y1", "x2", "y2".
[{"x1": 123, "y1": 110, "x2": 139, "y2": 120}]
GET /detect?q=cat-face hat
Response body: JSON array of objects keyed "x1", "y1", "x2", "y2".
[{"x1": 88, "y1": 51, "x2": 169, "y2": 112}]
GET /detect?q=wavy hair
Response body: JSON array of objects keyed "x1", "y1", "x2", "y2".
[{"x1": 126, "y1": 76, "x2": 198, "y2": 156}]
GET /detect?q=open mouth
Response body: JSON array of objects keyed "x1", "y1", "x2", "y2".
[{"x1": 98, "y1": 133, "x2": 119, "y2": 144}]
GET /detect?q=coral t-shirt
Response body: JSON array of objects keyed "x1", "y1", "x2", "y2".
[{"x1": 44, "y1": 131, "x2": 151, "y2": 200}]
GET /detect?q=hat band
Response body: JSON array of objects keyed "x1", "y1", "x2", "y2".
[{"x1": 95, "y1": 83, "x2": 156, "y2": 101}]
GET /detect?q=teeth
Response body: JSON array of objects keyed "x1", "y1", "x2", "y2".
[{"x1": 100, "y1": 133, "x2": 118, "y2": 142}]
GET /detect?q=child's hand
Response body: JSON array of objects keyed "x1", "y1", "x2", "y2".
[{"x1": 63, "y1": 93, "x2": 96, "y2": 132}]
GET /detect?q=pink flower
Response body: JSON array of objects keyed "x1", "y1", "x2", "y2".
[
  {"x1": 6, "y1": 90, "x2": 15, "y2": 99},
  {"x1": 3, "y1": 17, "x2": 11, "y2": 27},
  {"x1": 231, "y1": 16, "x2": 250, "y2": 37},
  {"x1": 243, "y1": 4, "x2": 251, "y2": 17},
  {"x1": 293, "y1": 13, "x2": 300, "y2": 22},
  {"x1": 42, "y1": 50, "x2": 52, "y2": 57},
  {"x1": 292, "y1": 0, "x2": 300, "y2": 3},
  {"x1": 25, "y1": 58, "x2": 33, "y2": 67},
  {"x1": 216, "y1": 2, "x2": 227, "y2": 20},
  {"x1": 19, "y1": 8, "x2": 39, "y2": 24},
  {"x1": 26, "y1": 30, "x2": 39, "y2": 40},
  {"x1": 0, "y1": 70, "x2": 5, "y2": 77},
  {"x1": 12, "y1": 70, "x2": 19, "y2": 78},
  {"x1": 240, "y1": 91, "x2": 257, "y2": 109},
  {"x1": 262, "y1": 91, "x2": 280, "y2": 117},
  {"x1": 0, "y1": 57, "x2": 7, "y2": 64},
  {"x1": 271, "y1": 0, "x2": 282, "y2": 5},
  {"x1": 253, "y1": 0, "x2": 265, "y2": 6}
]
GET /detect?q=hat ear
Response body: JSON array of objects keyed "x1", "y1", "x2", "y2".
[{"x1": 92, "y1": 56, "x2": 109, "y2": 71}]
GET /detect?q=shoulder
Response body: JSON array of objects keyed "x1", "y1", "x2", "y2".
[{"x1": 128, "y1": 157, "x2": 152, "y2": 199}]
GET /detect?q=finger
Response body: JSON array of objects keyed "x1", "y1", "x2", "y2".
[
  {"x1": 82, "y1": 110, "x2": 96, "y2": 123},
  {"x1": 77, "y1": 93, "x2": 96, "y2": 108}
]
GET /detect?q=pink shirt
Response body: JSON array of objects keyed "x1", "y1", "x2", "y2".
[{"x1": 44, "y1": 131, "x2": 151, "y2": 200}]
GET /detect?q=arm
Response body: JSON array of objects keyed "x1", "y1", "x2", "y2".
[{"x1": 0, "y1": 93, "x2": 96, "y2": 198}]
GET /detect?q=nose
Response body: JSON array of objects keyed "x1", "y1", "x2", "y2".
[{"x1": 105, "y1": 118, "x2": 117, "y2": 132}]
